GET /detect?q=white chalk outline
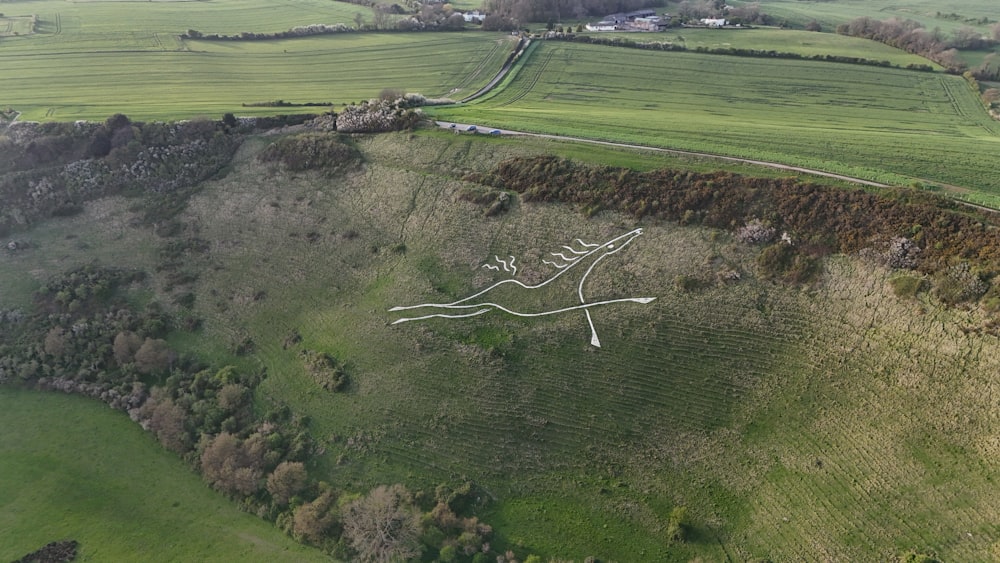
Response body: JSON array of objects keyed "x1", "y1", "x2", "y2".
[{"x1": 391, "y1": 228, "x2": 655, "y2": 347}]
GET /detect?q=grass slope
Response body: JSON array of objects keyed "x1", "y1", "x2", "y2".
[
  {"x1": 430, "y1": 41, "x2": 1000, "y2": 206},
  {"x1": 2, "y1": 131, "x2": 999, "y2": 560},
  {"x1": 0, "y1": 388, "x2": 326, "y2": 562}
]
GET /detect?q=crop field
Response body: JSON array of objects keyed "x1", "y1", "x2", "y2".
[
  {"x1": 752, "y1": 0, "x2": 998, "y2": 35},
  {"x1": 0, "y1": 15, "x2": 36, "y2": 37},
  {"x1": 431, "y1": 41, "x2": 1000, "y2": 205},
  {"x1": 589, "y1": 27, "x2": 941, "y2": 67},
  {"x1": 0, "y1": 0, "x2": 514, "y2": 120},
  {"x1": 4, "y1": 132, "x2": 998, "y2": 559},
  {"x1": 0, "y1": 388, "x2": 326, "y2": 561}
]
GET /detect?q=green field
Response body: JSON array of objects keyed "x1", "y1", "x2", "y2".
[
  {"x1": 590, "y1": 27, "x2": 942, "y2": 67},
  {"x1": 0, "y1": 0, "x2": 514, "y2": 120},
  {"x1": 0, "y1": 388, "x2": 326, "y2": 561},
  {"x1": 431, "y1": 41, "x2": 1000, "y2": 205},
  {"x1": 3, "y1": 131, "x2": 999, "y2": 560},
  {"x1": 750, "y1": 0, "x2": 998, "y2": 34}
]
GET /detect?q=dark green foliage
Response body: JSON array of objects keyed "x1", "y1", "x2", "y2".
[
  {"x1": 457, "y1": 187, "x2": 512, "y2": 217},
  {"x1": 665, "y1": 506, "x2": 689, "y2": 544},
  {"x1": 257, "y1": 133, "x2": 361, "y2": 174},
  {"x1": 300, "y1": 350, "x2": 348, "y2": 392},
  {"x1": 757, "y1": 244, "x2": 821, "y2": 285},
  {"x1": 889, "y1": 275, "x2": 928, "y2": 299},
  {"x1": 674, "y1": 274, "x2": 702, "y2": 292},
  {"x1": 1, "y1": 116, "x2": 242, "y2": 235},
  {"x1": 897, "y1": 551, "x2": 941, "y2": 563},
  {"x1": 12, "y1": 539, "x2": 79, "y2": 563},
  {"x1": 932, "y1": 262, "x2": 988, "y2": 304}
]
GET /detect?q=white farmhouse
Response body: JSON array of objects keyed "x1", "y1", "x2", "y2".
[{"x1": 700, "y1": 18, "x2": 727, "y2": 27}]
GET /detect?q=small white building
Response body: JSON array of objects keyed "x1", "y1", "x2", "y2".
[
  {"x1": 463, "y1": 10, "x2": 486, "y2": 23},
  {"x1": 585, "y1": 21, "x2": 617, "y2": 32},
  {"x1": 700, "y1": 18, "x2": 727, "y2": 27}
]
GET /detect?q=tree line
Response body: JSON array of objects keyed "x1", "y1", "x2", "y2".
[{"x1": 836, "y1": 16, "x2": 1000, "y2": 78}]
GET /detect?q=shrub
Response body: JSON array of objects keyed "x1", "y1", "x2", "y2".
[
  {"x1": 300, "y1": 349, "x2": 348, "y2": 392},
  {"x1": 757, "y1": 243, "x2": 820, "y2": 285},
  {"x1": 888, "y1": 275, "x2": 927, "y2": 299},
  {"x1": 342, "y1": 484, "x2": 422, "y2": 562},
  {"x1": 933, "y1": 262, "x2": 988, "y2": 304},
  {"x1": 666, "y1": 506, "x2": 689, "y2": 543},
  {"x1": 257, "y1": 133, "x2": 361, "y2": 174},
  {"x1": 293, "y1": 489, "x2": 339, "y2": 545},
  {"x1": 736, "y1": 218, "x2": 777, "y2": 244},
  {"x1": 267, "y1": 461, "x2": 309, "y2": 507}
]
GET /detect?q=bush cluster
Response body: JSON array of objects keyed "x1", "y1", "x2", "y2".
[
  {"x1": 257, "y1": 133, "x2": 362, "y2": 174},
  {"x1": 335, "y1": 98, "x2": 423, "y2": 133},
  {"x1": 0, "y1": 115, "x2": 242, "y2": 235}
]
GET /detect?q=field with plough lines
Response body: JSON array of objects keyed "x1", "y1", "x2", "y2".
[
  {"x1": 754, "y1": 0, "x2": 998, "y2": 36},
  {"x1": 433, "y1": 41, "x2": 1000, "y2": 206},
  {"x1": 0, "y1": 0, "x2": 514, "y2": 120}
]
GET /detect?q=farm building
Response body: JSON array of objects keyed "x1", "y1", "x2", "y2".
[
  {"x1": 604, "y1": 9, "x2": 657, "y2": 24},
  {"x1": 462, "y1": 10, "x2": 486, "y2": 23},
  {"x1": 700, "y1": 18, "x2": 727, "y2": 27},
  {"x1": 585, "y1": 21, "x2": 618, "y2": 31},
  {"x1": 633, "y1": 16, "x2": 669, "y2": 31}
]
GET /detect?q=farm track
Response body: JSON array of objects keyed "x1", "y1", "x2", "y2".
[
  {"x1": 451, "y1": 39, "x2": 502, "y2": 93},
  {"x1": 494, "y1": 47, "x2": 552, "y2": 108}
]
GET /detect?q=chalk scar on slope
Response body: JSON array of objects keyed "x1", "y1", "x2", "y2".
[{"x1": 389, "y1": 229, "x2": 656, "y2": 348}]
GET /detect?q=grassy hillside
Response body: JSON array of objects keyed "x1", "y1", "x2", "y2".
[
  {"x1": 431, "y1": 41, "x2": 1000, "y2": 206},
  {"x1": 0, "y1": 0, "x2": 514, "y2": 120},
  {"x1": 3, "y1": 129, "x2": 999, "y2": 560},
  {"x1": 0, "y1": 388, "x2": 326, "y2": 562},
  {"x1": 751, "y1": 0, "x2": 998, "y2": 35}
]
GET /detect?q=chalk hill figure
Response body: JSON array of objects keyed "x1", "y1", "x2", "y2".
[{"x1": 390, "y1": 229, "x2": 655, "y2": 347}]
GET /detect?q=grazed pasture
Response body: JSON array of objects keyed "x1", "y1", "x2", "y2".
[
  {"x1": 431, "y1": 41, "x2": 1000, "y2": 206},
  {"x1": 0, "y1": 388, "x2": 326, "y2": 561}
]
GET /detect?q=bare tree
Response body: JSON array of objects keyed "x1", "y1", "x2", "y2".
[
  {"x1": 139, "y1": 387, "x2": 190, "y2": 453},
  {"x1": 292, "y1": 489, "x2": 338, "y2": 544},
  {"x1": 200, "y1": 432, "x2": 264, "y2": 496},
  {"x1": 113, "y1": 331, "x2": 142, "y2": 365},
  {"x1": 267, "y1": 461, "x2": 308, "y2": 506},
  {"x1": 134, "y1": 338, "x2": 175, "y2": 375},
  {"x1": 342, "y1": 484, "x2": 422, "y2": 562}
]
